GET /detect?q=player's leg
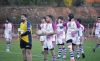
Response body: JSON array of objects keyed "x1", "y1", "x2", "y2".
[
  {"x1": 5, "y1": 33, "x2": 11, "y2": 52},
  {"x1": 44, "y1": 49, "x2": 48, "y2": 61},
  {"x1": 76, "y1": 44, "x2": 80, "y2": 59},
  {"x1": 40, "y1": 36, "x2": 45, "y2": 55},
  {"x1": 26, "y1": 43, "x2": 32, "y2": 61},
  {"x1": 75, "y1": 39, "x2": 81, "y2": 59},
  {"x1": 62, "y1": 39, "x2": 66, "y2": 59},
  {"x1": 22, "y1": 48, "x2": 27, "y2": 61},
  {"x1": 66, "y1": 39, "x2": 75, "y2": 61},
  {"x1": 56, "y1": 44, "x2": 62, "y2": 59},
  {"x1": 48, "y1": 41, "x2": 56, "y2": 61},
  {"x1": 44, "y1": 41, "x2": 48, "y2": 61},
  {"x1": 93, "y1": 37, "x2": 100, "y2": 52},
  {"x1": 6, "y1": 34, "x2": 12, "y2": 52},
  {"x1": 80, "y1": 40, "x2": 85, "y2": 58},
  {"x1": 20, "y1": 40, "x2": 27, "y2": 61},
  {"x1": 62, "y1": 44, "x2": 66, "y2": 59},
  {"x1": 41, "y1": 41, "x2": 44, "y2": 55},
  {"x1": 50, "y1": 49, "x2": 56, "y2": 61},
  {"x1": 6, "y1": 38, "x2": 11, "y2": 52},
  {"x1": 56, "y1": 39, "x2": 63, "y2": 59}
]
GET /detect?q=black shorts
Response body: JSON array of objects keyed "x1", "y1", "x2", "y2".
[
  {"x1": 66, "y1": 39, "x2": 72, "y2": 43},
  {"x1": 44, "y1": 48, "x2": 54, "y2": 50},
  {"x1": 20, "y1": 39, "x2": 32, "y2": 49},
  {"x1": 57, "y1": 43, "x2": 65, "y2": 45}
]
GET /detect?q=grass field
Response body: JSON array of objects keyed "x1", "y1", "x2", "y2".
[{"x1": 0, "y1": 39, "x2": 100, "y2": 61}]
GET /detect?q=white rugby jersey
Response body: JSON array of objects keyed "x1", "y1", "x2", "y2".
[
  {"x1": 57, "y1": 23, "x2": 64, "y2": 38},
  {"x1": 93, "y1": 22, "x2": 100, "y2": 35},
  {"x1": 80, "y1": 24, "x2": 86, "y2": 36},
  {"x1": 63, "y1": 20, "x2": 81, "y2": 37},
  {"x1": 39, "y1": 23, "x2": 47, "y2": 32},
  {"x1": 45, "y1": 22, "x2": 57, "y2": 41},
  {"x1": 2, "y1": 22, "x2": 14, "y2": 34}
]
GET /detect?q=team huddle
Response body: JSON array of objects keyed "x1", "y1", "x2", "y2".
[{"x1": 2, "y1": 14, "x2": 100, "y2": 61}]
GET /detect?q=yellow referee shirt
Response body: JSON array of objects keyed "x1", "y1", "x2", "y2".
[{"x1": 20, "y1": 21, "x2": 32, "y2": 44}]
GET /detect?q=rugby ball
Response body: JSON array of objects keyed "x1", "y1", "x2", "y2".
[{"x1": 36, "y1": 30, "x2": 45, "y2": 36}]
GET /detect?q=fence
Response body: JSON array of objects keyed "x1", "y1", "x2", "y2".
[{"x1": 0, "y1": 24, "x2": 93, "y2": 37}]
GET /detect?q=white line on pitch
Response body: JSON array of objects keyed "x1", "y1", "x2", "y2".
[
  {"x1": 84, "y1": 46, "x2": 92, "y2": 48},
  {"x1": 0, "y1": 50, "x2": 63, "y2": 61}
]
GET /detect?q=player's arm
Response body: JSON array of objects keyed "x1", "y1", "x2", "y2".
[
  {"x1": 91, "y1": 23, "x2": 96, "y2": 37},
  {"x1": 84, "y1": 27, "x2": 87, "y2": 41},
  {"x1": 91, "y1": 27, "x2": 95, "y2": 37},
  {"x1": 63, "y1": 21, "x2": 68, "y2": 33},
  {"x1": 36, "y1": 24, "x2": 41, "y2": 36},
  {"x1": 12, "y1": 23, "x2": 14, "y2": 34},
  {"x1": 76, "y1": 21, "x2": 83, "y2": 41},
  {"x1": 20, "y1": 22, "x2": 31, "y2": 37},
  {"x1": 2, "y1": 24, "x2": 5, "y2": 37},
  {"x1": 47, "y1": 29, "x2": 57, "y2": 36}
]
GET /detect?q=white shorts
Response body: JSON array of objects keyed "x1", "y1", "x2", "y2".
[
  {"x1": 40, "y1": 36, "x2": 46, "y2": 42},
  {"x1": 95, "y1": 34, "x2": 100, "y2": 38},
  {"x1": 80, "y1": 36, "x2": 85, "y2": 44},
  {"x1": 44, "y1": 41, "x2": 55, "y2": 49},
  {"x1": 66, "y1": 36, "x2": 79, "y2": 45},
  {"x1": 56, "y1": 38, "x2": 64, "y2": 45},
  {"x1": 44, "y1": 36, "x2": 55, "y2": 49},
  {"x1": 4, "y1": 33, "x2": 12, "y2": 41},
  {"x1": 72, "y1": 37, "x2": 80, "y2": 45}
]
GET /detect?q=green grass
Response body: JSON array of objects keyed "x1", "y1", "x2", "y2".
[{"x1": 0, "y1": 40, "x2": 100, "y2": 61}]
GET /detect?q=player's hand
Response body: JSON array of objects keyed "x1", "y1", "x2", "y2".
[
  {"x1": 80, "y1": 36, "x2": 82, "y2": 41},
  {"x1": 19, "y1": 35, "x2": 21, "y2": 39},
  {"x1": 46, "y1": 33, "x2": 52, "y2": 36},
  {"x1": 2, "y1": 34, "x2": 4, "y2": 38},
  {"x1": 37, "y1": 36, "x2": 40, "y2": 39}
]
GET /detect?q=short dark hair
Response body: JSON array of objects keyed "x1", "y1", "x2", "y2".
[
  {"x1": 6, "y1": 18, "x2": 10, "y2": 21},
  {"x1": 58, "y1": 16, "x2": 63, "y2": 20},
  {"x1": 46, "y1": 14, "x2": 53, "y2": 20},
  {"x1": 22, "y1": 14, "x2": 27, "y2": 17},
  {"x1": 68, "y1": 13, "x2": 74, "y2": 18},
  {"x1": 41, "y1": 17, "x2": 46, "y2": 20}
]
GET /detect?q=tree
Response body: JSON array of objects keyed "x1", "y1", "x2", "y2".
[
  {"x1": 64, "y1": 0, "x2": 73, "y2": 7},
  {"x1": 73, "y1": 0, "x2": 85, "y2": 6}
]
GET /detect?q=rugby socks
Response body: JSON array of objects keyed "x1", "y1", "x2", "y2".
[
  {"x1": 24, "y1": 60, "x2": 27, "y2": 61},
  {"x1": 93, "y1": 44, "x2": 99, "y2": 50},
  {"x1": 80, "y1": 46, "x2": 84, "y2": 53},
  {"x1": 6, "y1": 43, "x2": 10, "y2": 49},
  {"x1": 52, "y1": 55, "x2": 56, "y2": 61},
  {"x1": 62, "y1": 48, "x2": 66, "y2": 57},
  {"x1": 57, "y1": 48, "x2": 62, "y2": 57},
  {"x1": 41, "y1": 51, "x2": 44, "y2": 55},
  {"x1": 44, "y1": 59, "x2": 47, "y2": 61},
  {"x1": 76, "y1": 48, "x2": 80, "y2": 58},
  {"x1": 69, "y1": 49, "x2": 74, "y2": 60}
]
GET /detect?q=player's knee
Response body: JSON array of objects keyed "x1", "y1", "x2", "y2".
[
  {"x1": 26, "y1": 50, "x2": 31, "y2": 54},
  {"x1": 50, "y1": 48, "x2": 54, "y2": 50},
  {"x1": 68, "y1": 45, "x2": 72, "y2": 50},
  {"x1": 22, "y1": 49, "x2": 26, "y2": 54},
  {"x1": 6, "y1": 38, "x2": 9, "y2": 41}
]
